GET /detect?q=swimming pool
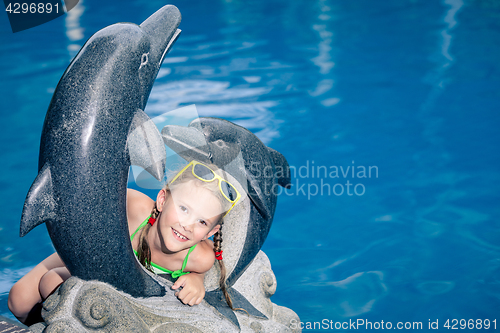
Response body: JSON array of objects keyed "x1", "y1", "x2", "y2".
[{"x1": 1, "y1": 0, "x2": 499, "y2": 330}]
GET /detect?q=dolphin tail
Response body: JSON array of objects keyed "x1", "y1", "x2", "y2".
[
  {"x1": 127, "y1": 109, "x2": 166, "y2": 181},
  {"x1": 20, "y1": 163, "x2": 57, "y2": 237},
  {"x1": 204, "y1": 288, "x2": 268, "y2": 331}
]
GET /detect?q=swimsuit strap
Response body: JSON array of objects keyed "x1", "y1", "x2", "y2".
[
  {"x1": 131, "y1": 214, "x2": 196, "y2": 278},
  {"x1": 130, "y1": 218, "x2": 148, "y2": 242},
  {"x1": 181, "y1": 244, "x2": 197, "y2": 272}
]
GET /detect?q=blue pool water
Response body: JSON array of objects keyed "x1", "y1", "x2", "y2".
[{"x1": 1, "y1": 0, "x2": 499, "y2": 330}]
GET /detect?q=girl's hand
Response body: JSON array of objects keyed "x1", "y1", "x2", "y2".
[{"x1": 171, "y1": 273, "x2": 206, "y2": 306}]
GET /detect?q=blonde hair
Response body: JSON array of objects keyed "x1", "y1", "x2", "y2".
[{"x1": 136, "y1": 161, "x2": 235, "y2": 309}]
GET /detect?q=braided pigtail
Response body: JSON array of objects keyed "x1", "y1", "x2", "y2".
[
  {"x1": 213, "y1": 226, "x2": 234, "y2": 309},
  {"x1": 136, "y1": 203, "x2": 161, "y2": 272}
]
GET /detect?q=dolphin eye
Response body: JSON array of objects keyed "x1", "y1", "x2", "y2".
[
  {"x1": 215, "y1": 140, "x2": 226, "y2": 148},
  {"x1": 140, "y1": 53, "x2": 149, "y2": 69}
]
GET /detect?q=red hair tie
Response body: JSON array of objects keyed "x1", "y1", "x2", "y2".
[
  {"x1": 148, "y1": 216, "x2": 156, "y2": 226},
  {"x1": 215, "y1": 251, "x2": 223, "y2": 261}
]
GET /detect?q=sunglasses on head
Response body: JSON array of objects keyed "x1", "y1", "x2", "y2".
[{"x1": 170, "y1": 160, "x2": 241, "y2": 218}]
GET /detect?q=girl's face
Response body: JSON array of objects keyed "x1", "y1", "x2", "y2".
[{"x1": 155, "y1": 180, "x2": 222, "y2": 253}]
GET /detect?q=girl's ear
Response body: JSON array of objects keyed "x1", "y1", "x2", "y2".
[
  {"x1": 156, "y1": 189, "x2": 168, "y2": 212},
  {"x1": 207, "y1": 224, "x2": 221, "y2": 239}
]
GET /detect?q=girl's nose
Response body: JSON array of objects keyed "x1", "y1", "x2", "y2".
[{"x1": 179, "y1": 218, "x2": 194, "y2": 230}]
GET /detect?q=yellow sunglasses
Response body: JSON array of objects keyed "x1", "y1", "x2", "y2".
[{"x1": 170, "y1": 160, "x2": 241, "y2": 218}]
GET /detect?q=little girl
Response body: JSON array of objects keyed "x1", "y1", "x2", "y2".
[{"x1": 8, "y1": 160, "x2": 240, "y2": 325}]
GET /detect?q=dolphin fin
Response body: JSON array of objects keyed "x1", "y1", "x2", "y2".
[
  {"x1": 245, "y1": 169, "x2": 272, "y2": 221},
  {"x1": 204, "y1": 288, "x2": 268, "y2": 331},
  {"x1": 20, "y1": 163, "x2": 57, "y2": 237},
  {"x1": 227, "y1": 287, "x2": 268, "y2": 319},
  {"x1": 267, "y1": 147, "x2": 292, "y2": 189},
  {"x1": 127, "y1": 109, "x2": 166, "y2": 182},
  {"x1": 204, "y1": 289, "x2": 240, "y2": 331}
]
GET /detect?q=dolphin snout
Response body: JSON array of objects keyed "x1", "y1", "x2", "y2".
[{"x1": 140, "y1": 5, "x2": 182, "y2": 67}]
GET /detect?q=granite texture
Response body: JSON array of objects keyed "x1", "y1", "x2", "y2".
[
  {"x1": 19, "y1": 5, "x2": 181, "y2": 298},
  {"x1": 29, "y1": 251, "x2": 300, "y2": 333}
]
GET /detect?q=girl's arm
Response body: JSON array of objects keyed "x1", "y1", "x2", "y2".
[
  {"x1": 171, "y1": 272, "x2": 207, "y2": 306},
  {"x1": 9, "y1": 190, "x2": 151, "y2": 322},
  {"x1": 172, "y1": 240, "x2": 217, "y2": 306},
  {"x1": 8, "y1": 252, "x2": 67, "y2": 323},
  {"x1": 10, "y1": 190, "x2": 145, "y2": 322}
]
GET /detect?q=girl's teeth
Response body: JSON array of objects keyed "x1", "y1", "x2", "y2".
[{"x1": 173, "y1": 229, "x2": 187, "y2": 240}]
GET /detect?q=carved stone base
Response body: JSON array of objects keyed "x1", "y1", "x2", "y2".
[{"x1": 30, "y1": 251, "x2": 301, "y2": 332}]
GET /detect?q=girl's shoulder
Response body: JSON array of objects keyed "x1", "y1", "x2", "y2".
[
  {"x1": 185, "y1": 239, "x2": 216, "y2": 274},
  {"x1": 127, "y1": 188, "x2": 154, "y2": 236}
]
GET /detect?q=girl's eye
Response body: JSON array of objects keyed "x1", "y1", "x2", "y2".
[
  {"x1": 198, "y1": 219, "x2": 207, "y2": 226},
  {"x1": 179, "y1": 205, "x2": 188, "y2": 213}
]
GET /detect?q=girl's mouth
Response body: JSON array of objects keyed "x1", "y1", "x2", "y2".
[{"x1": 172, "y1": 228, "x2": 189, "y2": 241}]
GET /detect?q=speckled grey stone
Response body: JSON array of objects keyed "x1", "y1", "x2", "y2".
[
  {"x1": 27, "y1": 322, "x2": 46, "y2": 333},
  {"x1": 19, "y1": 5, "x2": 181, "y2": 298},
  {"x1": 35, "y1": 251, "x2": 301, "y2": 333}
]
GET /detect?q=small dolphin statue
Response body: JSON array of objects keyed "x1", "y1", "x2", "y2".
[
  {"x1": 162, "y1": 117, "x2": 292, "y2": 328},
  {"x1": 20, "y1": 5, "x2": 182, "y2": 298}
]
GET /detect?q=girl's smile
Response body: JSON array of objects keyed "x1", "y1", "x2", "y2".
[
  {"x1": 153, "y1": 180, "x2": 222, "y2": 253},
  {"x1": 172, "y1": 228, "x2": 189, "y2": 241}
]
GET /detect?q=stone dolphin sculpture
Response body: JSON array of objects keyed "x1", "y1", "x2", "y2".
[
  {"x1": 162, "y1": 117, "x2": 292, "y2": 328},
  {"x1": 20, "y1": 5, "x2": 182, "y2": 298}
]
